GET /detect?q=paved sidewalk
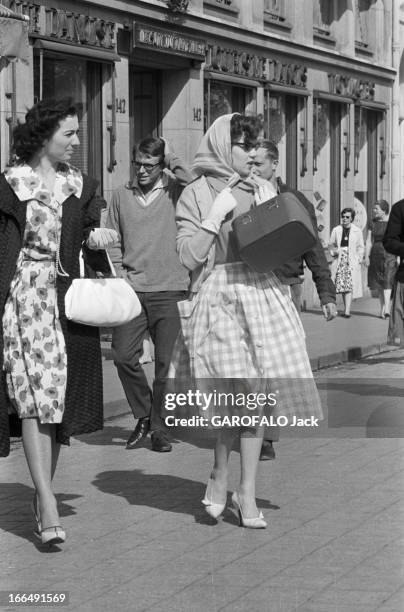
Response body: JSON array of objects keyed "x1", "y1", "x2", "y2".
[
  {"x1": 301, "y1": 296, "x2": 395, "y2": 370},
  {"x1": 2, "y1": 410, "x2": 403, "y2": 611},
  {"x1": 2, "y1": 297, "x2": 403, "y2": 612}
]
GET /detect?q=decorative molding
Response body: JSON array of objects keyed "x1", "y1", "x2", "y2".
[{"x1": 166, "y1": 0, "x2": 189, "y2": 14}]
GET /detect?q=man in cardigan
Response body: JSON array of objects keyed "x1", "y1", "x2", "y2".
[
  {"x1": 253, "y1": 139, "x2": 337, "y2": 460},
  {"x1": 106, "y1": 138, "x2": 192, "y2": 452}
]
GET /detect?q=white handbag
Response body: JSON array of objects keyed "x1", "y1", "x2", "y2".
[{"x1": 65, "y1": 250, "x2": 141, "y2": 327}]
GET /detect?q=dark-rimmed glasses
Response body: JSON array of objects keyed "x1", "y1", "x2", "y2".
[
  {"x1": 133, "y1": 161, "x2": 161, "y2": 172},
  {"x1": 231, "y1": 141, "x2": 256, "y2": 153}
]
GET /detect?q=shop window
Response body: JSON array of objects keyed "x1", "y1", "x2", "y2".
[
  {"x1": 33, "y1": 53, "x2": 103, "y2": 186},
  {"x1": 264, "y1": 90, "x2": 305, "y2": 189},
  {"x1": 313, "y1": 98, "x2": 346, "y2": 235},
  {"x1": 204, "y1": 80, "x2": 256, "y2": 130},
  {"x1": 354, "y1": 106, "x2": 384, "y2": 218}
]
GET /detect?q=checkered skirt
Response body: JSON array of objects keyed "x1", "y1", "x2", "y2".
[{"x1": 167, "y1": 262, "x2": 322, "y2": 420}]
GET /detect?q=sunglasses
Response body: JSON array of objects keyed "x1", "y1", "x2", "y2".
[
  {"x1": 133, "y1": 161, "x2": 161, "y2": 172},
  {"x1": 231, "y1": 141, "x2": 256, "y2": 152}
]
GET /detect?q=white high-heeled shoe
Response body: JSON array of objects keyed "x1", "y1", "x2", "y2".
[
  {"x1": 202, "y1": 478, "x2": 226, "y2": 519},
  {"x1": 231, "y1": 491, "x2": 267, "y2": 529},
  {"x1": 31, "y1": 496, "x2": 66, "y2": 546}
]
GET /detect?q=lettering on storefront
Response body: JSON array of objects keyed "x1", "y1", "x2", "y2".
[
  {"x1": 205, "y1": 45, "x2": 265, "y2": 79},
  {"x1": 133, "y1": 23, "x2": 206, "y2": 59},
  {"x1": 266, "y1": 59, "x2": 307, "y2": 87},
  {"x1": 328, "y1": 73, "x2": 375, "y2": 100},
  {"x1": 205, "y1": 45, "x2": 307, "y2": 87},
  {"x1": 43, "y1": 8, "x2": 115, "y2": 48}
]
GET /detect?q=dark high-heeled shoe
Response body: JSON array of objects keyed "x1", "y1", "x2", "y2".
[
  {"x1": 31, "y1": 496, "x2": 66, "y2": 545},
  {"x1": 231, "y1": 491, "x2": 267, "y2": 529},
  {"x1": 202, "y1": 478, "x2": 227, "y2": 519}
]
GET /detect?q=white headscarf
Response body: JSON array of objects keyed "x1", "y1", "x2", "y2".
[{"x1": 192, "y1": 113, "x2": 239, "y2": 179}]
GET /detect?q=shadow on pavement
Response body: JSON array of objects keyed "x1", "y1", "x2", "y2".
[
  {"x1": 77, "y1": 422, "x2": 220, "y2": 451},
  {"x1": 0, "y1": 484, "x2": 80, "y2": 546},
  {"x1": 92, "y1": 469, "x2": 279, "y2": 523}
]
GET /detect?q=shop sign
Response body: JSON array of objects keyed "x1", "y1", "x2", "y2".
[
  {"x1": 328, "y1": 73, "x2": 375, "y2": 100},
  {"x1": 133, "y1": 23, "x2": 206, "y2": 58},
  {"x1": 43, "y1": 7, "x2": 115, "y2": 48},
  {"x1": 205, "y1": 45, "x2": 307, "y2": 86},
  {"x1": 266, "y1": 59, "x2": 307, "y2": 87},
  {"x1": 205, "y1": 44, "x2": 265, "y2": 79}
]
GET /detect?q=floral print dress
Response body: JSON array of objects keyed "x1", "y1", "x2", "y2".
[{"x1": 2, "y1": 164, "x2": 83, "y2": 423}]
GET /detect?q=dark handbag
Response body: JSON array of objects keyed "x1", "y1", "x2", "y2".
[{"x1": 231, "y1": 192, "x2": 317, "y2": 273}]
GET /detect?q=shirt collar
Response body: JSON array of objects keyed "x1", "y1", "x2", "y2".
[
  {"x1": 4, "y1": 162, "x2": 83, "y2": 206},
  {"x1": 131, "y1": 172, "x2": 169, "y2": 195}
]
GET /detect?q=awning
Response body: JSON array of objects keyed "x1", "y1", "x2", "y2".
[
  {"x1": 0, "y1": 8, "x2": 30, "y2": 63},
  {"x1": 34, "y1": 39, "x2": 121, "y2": 63}
]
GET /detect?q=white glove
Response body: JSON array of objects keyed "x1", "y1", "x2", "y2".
[
  {"x1": 201, "y1": 187, "x2": 238, "y2": 234},
  {"x1": 254, "y1": 182, "x2": 277, "y2": 205},
  {"x1": 87, "y1": 228, "x2": 119, "y2": 250}
]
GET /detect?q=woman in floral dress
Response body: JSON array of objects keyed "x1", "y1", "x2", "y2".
[{"x1": 0, "y1": 99, "x2": 117, "y2": 546}]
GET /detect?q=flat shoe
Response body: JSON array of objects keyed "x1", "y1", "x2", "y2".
[
  {"x1": 151, "y1": 431, "x2": 172, "y2": 452},
  {"x1": 126, "y1": 417, "x2": 150, "y2": 449}
]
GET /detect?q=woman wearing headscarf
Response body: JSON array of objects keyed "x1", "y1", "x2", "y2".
[{"x1": 168, "y1": 114, "x2": 322, "y2": 528}]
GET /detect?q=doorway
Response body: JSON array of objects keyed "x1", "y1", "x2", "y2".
[{"x1": 130, "y1": 70, "x2": 161, "y2": 146}]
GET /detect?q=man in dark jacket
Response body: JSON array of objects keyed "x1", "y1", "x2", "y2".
[
  {"x1": 253, "y1": 140, "x2": 337, "y2": 459},
  {"x1": 383, "y1": 199, "x2": 404, "y2": 345}
]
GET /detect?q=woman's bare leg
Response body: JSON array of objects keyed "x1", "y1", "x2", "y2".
[
  {"x1": 344, "y1": 292, "x2": 352, "y2": 315},
  {"x1": 378, "y1": 290, "x2": 385, "y2": 316},
  {"x1": 384, "y1": 289, "x2": 392, "y2": 315},
  {"x1": 209, "y1": 427, "x2": 238, "y2": 501},
  {"x1": 238, "y1": 426, "x2": 265, "y2": 517},
  {"x1": 22, "y1": 419, "x2": 60, "y2": 529}
]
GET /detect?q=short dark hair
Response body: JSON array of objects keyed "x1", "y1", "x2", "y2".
[
  {"x1": 12, "y1": 98, "x2": 77, "y2": 163},
  {"x1": 375, "y1": 199, "x2": 389, "y2": 214},
  {"x1": 134, "y1": 137, "x2": 165, "y2": 163},
  {"x1": 341, "y1": 207, "x2": 355, "y2": 221},
  {"x1": 258, "y1": 139, "x2": 279, "y2": 161},
  {"x1": 230, "y1": 114, "x2": 262, "y2": 149}
]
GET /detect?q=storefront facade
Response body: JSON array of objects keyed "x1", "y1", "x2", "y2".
[{"x1": 1, "y1": 0, "x2": 400, "y2": 306}]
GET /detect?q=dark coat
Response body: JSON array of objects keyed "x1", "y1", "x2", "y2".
[
  {"x1": 0, "y1": 173, "x2": 104, "y2": 457},
  {"x1": 274, "y1": 183, "x2": 336, "y2": 306},
  {"x1": 383, "y1": 198, "x2": 404, "y2": 283}
]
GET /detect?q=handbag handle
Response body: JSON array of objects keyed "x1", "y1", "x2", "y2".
[{"x1": 79, "y1": 249, "x2": 117, "y2": 278}]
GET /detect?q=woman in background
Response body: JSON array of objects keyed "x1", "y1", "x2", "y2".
[
  {"x1": 365, "y1": 199, "x2": 396, "y2": 318},
  {"x1": 329, "y1": 208, "x2": 365, "y2": 318}
]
